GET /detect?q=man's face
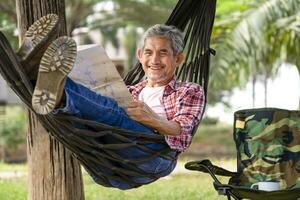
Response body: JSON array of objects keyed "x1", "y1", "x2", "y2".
[{"x1": 137, "y1": 37, "x2": 184, "y2": 87}]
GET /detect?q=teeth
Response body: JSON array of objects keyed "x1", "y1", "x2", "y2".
[{"x1": 149, "y1": 66, "x2": 162, "y2": 69}]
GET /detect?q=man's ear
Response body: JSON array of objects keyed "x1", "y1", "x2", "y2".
[
  {"x1": 137, "y1": 48, "x2": 143, "y2": 62},
  {"x1": 176, "y1": 53, "x2": 185, "y2": 66}
]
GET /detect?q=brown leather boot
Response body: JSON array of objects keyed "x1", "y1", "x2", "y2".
[
  {"x1": 17, "y1": 14, "x2": 59, "y2": 79},
  {"x1": 32, "y1": 36, "x2": 77, "y2": 115}
]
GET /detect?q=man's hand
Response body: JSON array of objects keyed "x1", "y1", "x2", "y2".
[
  {"x1": 126, "y1": 100, "x2": 181, "y2": 136},
  {"x1": 126, "y1": 100, "x2": 157, "y2": 125}
]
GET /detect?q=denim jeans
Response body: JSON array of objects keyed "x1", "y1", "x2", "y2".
[{"x1": 55, "y1": 78, "x2": 177, "y2": 189}]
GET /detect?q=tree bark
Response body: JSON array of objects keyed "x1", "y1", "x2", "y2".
[
  {"x1": 0, "y1": 103, "x2": 5, "y2": 161},
  {"x1": 263, "y1": 74, "x2": 268, "y2": 107},
  {"x1": 252, "y1": 75, "x2": 256, "y2": 108},
  {"x1": 15, "y1": 0, "x2": 85, "y2": 199}
]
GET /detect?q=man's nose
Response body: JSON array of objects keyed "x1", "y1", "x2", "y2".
[{"x1": 151, "y1": 53, "x2": 161, "y2": 64}]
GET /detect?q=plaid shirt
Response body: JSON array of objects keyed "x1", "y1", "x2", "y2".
[{"x1": 128, "y1": 77, "x2": 205, "y2": 152}]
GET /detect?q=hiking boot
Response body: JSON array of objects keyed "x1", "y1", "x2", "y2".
[
  {"x1": 17, "y1": 14, "x2": 59, "y2": 78},
  {"x1": 32, "y1": 36, "x2": 77, "y2": 115}
]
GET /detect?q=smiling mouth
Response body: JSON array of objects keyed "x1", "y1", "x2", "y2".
[{"x1": 149, "y1": 66, "x2": 163, "y2": 70}]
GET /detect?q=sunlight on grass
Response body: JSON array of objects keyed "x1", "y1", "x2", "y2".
[
  {"x1": 84, "y1": 173, "x2": 230, "y2": 200},
  {"x1": 0, "y1": 123, "x2": 238, "y2": 200},
  {"x1": 0, "y1": 177, "x2": 27, "y2": 200},
  {"x1": 0, "y1": 160, "x2": 236, "y2": 200},
  {"x1": 0, "y1": 123, "x2": 236, "y2": 199},
  {"x1": 0, "y1": 161, "x2": 27, "y2": 172}
]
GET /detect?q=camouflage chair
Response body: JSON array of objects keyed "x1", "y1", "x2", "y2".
[{"x1": 185, "y1": 108, "x2": 300, "y2": 200}]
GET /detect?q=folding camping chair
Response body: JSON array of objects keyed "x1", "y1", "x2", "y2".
[{"x1": 185, "y1": 108, "x2": 300, "y2": 200}]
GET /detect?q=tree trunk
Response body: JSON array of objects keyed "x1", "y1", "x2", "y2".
[
  {"x1": 299, "y1": 76, "x2": 300, "y2": 109},
  {"x1": 252, "y1": 75, "x2": 256, "y2": 108},
  {"x1": 15, "y1": 1, "x2": 85, "y2": 199},
  {"x1": 0, "y1": 104, "x2": 5, "y2": 161},
  {"x1": 264, "y1": 74, "x2": 268, "y2": 107}
]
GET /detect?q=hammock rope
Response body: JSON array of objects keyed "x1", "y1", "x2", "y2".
[{"x1": 0, "y1": 0, "x2": 216, "y2": 188}]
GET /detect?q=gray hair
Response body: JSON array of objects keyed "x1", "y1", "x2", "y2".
[{"x1": 141, "y1": 24, "x2": 184, "y2": 55}]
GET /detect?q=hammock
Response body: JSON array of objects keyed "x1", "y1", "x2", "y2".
[{"x1": 0, "y1": 0, "x2": 216, "y2": 188}]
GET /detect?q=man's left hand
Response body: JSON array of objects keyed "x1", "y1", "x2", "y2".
[
  {"x1": 126, "y1": 100, "x2": 181, "y2": 136},
  {"x1": 126, "y1": 100, "x2": 158, "y2": 127}
]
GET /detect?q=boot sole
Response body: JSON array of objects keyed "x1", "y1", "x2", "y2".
[
  {"x1": 17, "y1": 14, "x2": 59, "y2": 62},
  {"x1": 32, "y1": 37, "x2": 77, "y2": 115}
]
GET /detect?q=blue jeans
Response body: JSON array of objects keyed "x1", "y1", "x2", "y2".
[{"x1": 55, "y1": 78, "x2": 177, "y2": 189}]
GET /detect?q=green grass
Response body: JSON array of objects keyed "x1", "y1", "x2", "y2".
[
  {"x1": 0, "y1": 161, "x2": 234, "y2": 200},
  {"x1": 0, "y1": 177, "x2": 27, "y2": 200},
  {"x1": 0, "y1": 161, "x2": 27, "y2": 172},
  {"x1": 0, "y1": 174, "x2": 230, "y2": 200},
  {"x1": 84, "y1": 173, "x2": 230, "y2": 200},
  {"x1": 0, "y1": 123, "x2": 237, "y2": 199}
]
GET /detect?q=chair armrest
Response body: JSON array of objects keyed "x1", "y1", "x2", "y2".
[{"x1": 185, "y1": 159, "x2": 238, "y2": 177}]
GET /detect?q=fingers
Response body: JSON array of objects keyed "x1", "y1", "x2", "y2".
[
  {"x1": 127, "y1": 100, "x2": 144, "y2": 108},
  {"x1": 126, "y1": 100, "x2": 148, "y2": 119}
]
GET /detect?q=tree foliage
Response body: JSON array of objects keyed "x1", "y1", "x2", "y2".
[
  {"x1": 109, "y1": 0, "x2": 177, "y2": 27},
  {"x1": 65, "y1": 0, "x2": 102, "y2": 35},
  {"x1": 0, "y1": 0, "x2": 298, "y2": 107},
  {"x1": 0, "y1": 107, "x2": 26, "y2": 151},
  {"x1": 0, "y1": 0, "x2": 99, "y2": 42},
  {"x1": 207, "y1": 0, "x2": 259, "y2": 105},
  {"x1": 88, "y1": 0, "x2": 179, "y2": 70},
  {"x1": 0, "y1": 0, "x2": 18, "y2": 48},
  {"x1": 210, "y1": 0, "x2": 300, "y2": 106}
]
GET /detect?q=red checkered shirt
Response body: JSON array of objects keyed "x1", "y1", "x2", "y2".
[{"x1": 128, "y1": 77, "x2": 205, "y2": 152}]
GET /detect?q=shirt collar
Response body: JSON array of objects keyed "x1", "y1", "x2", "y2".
[
  {"x1": 133, "y1": 76, "x2": 177, "y2": 96},
  {"x1": 166, "y1": 76, "x2": 177, "y2": 90},
  {"x1": 149, "y1": 76, "x2": 177, "y2": 95},
  {"x1": 164, "y1": 76, "x2": 177, "y2": 96},
  {"x1": 140, "y1": 76, "x2": 177, "y2": 89}
]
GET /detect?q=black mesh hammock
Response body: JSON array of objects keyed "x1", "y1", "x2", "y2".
[{"x1": 0, "y1": 0, "x2": 216, "y2": 188}]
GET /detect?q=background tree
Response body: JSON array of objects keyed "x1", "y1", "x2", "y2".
[
  {"x1": 0, "y1": 0, "x2": 99, "y2": 46},
  {"x1": 16, "y1": 0, "x2": 84, "y2": 199},
  {"x1": 0, "y1": 107, "x2": 26, "y2": 162},
  {"x1": 2, "y1": 0, "x2": 298, "y2": 105},
  {"x1": 123, "y1": 26, "x2": 141, "y2": 71},
  {"x1": 0, "y1": 0, "x2": 18, "y2": 49},
  {"x1": 109, "y1": 0, "x2": 178, "y2": 27},
  {"x1": 205, "y1": 0, "x2": 259, "y2": 106},
  {"x1": 65, "y1": 0, "x2": 102, "y2": 36},
  {"x1": 87, "y1": 0, "x2": 178, "y2": 71},
  {"x1": 213, "y1": 0, "x2": 300, "y2": 107}
]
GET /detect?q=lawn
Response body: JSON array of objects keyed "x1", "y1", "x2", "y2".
[
  {"x1": 84, "y1": 172, "x2": 230, "y2": 200},
  {"x1": 0, "y1": 159, "x2": 235, "y2": 200},
  {"x1": 0, "y1": 122, "x2": 237, "y2": 199}
]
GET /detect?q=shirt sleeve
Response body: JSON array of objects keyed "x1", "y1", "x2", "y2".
[{"x1": 165, "y1": 85, "x2": 205, "y2": 152}]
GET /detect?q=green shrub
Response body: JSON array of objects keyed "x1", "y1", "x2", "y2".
[
  {"x1": 201, "y1": 116, "x2": 219, "y2": 125},
  {"x1": 0, "y1": 106, "x2": 26, "y2": 151}
]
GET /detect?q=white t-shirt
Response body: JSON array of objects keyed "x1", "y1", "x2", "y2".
[{"x1": 138, "y1": 86, "x2": 168, "y2": 119}]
